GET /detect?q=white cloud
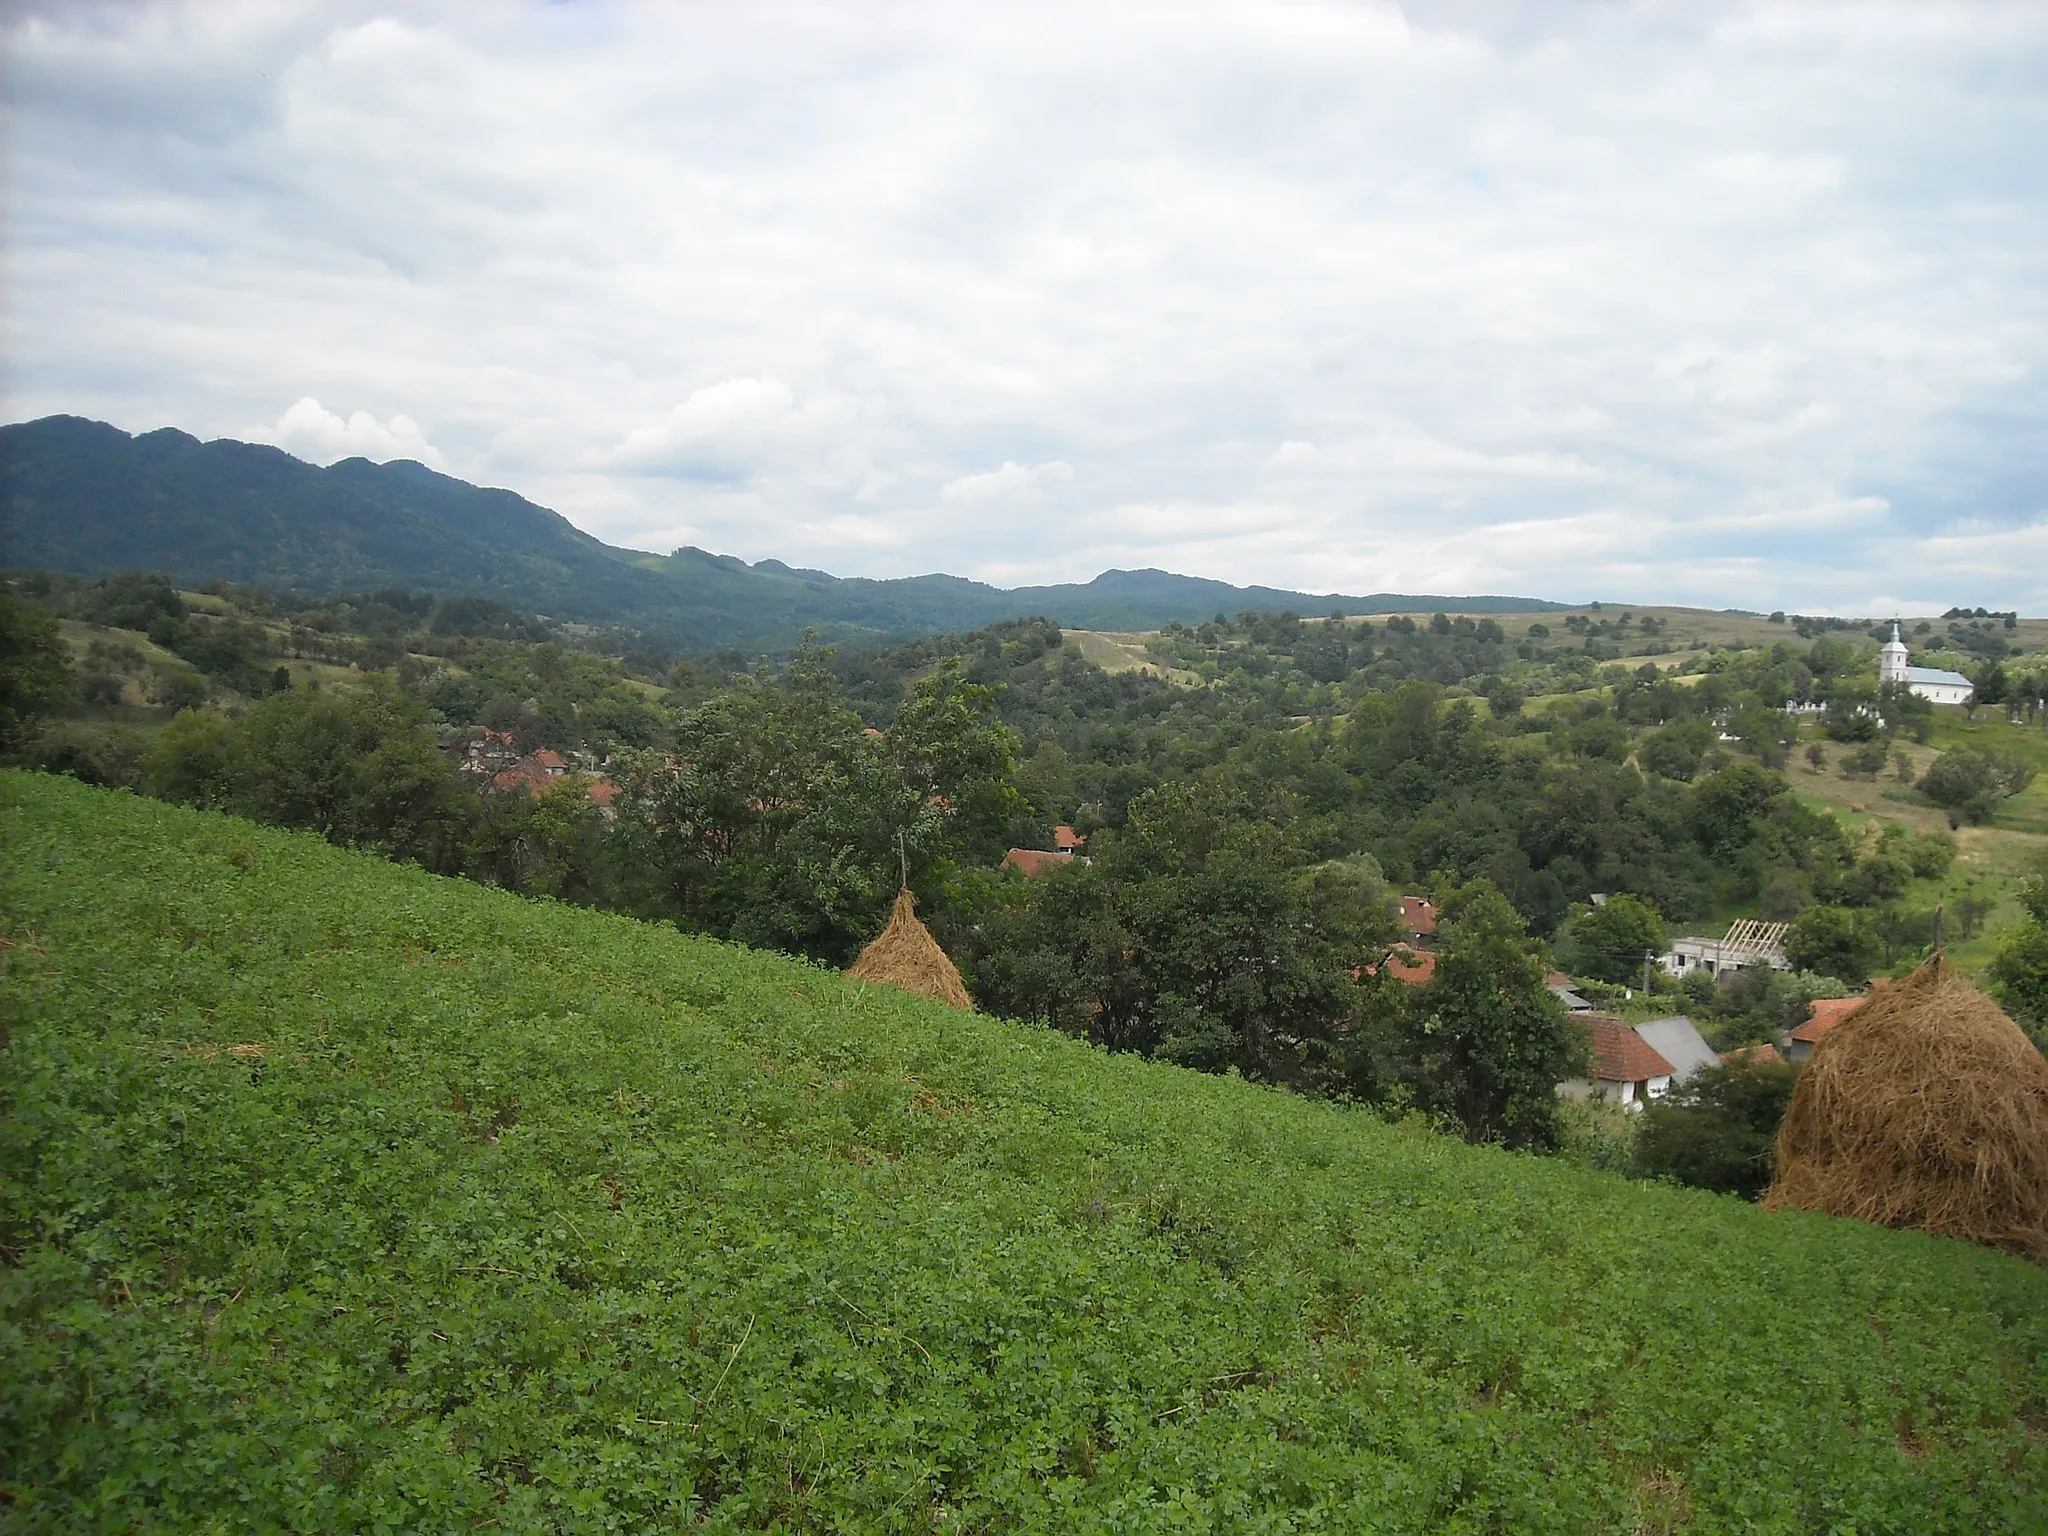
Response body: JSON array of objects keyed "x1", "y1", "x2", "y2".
[
  {"x1": 610, "y1": 379, "x2": 798, "y2": 481},
  {"x1": 5, "y1": 1, "x2": 2047, "y2": 613},
  {"x1": 940, "y1": 460, "x2": 1074, "y2": 504},
  {"x1": 253, "y1": 397, "x2": 444, "y2": 466}
]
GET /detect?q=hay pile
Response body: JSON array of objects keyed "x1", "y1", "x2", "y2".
[
  {"x1": 846, "y1": 889, "x2": 974, "y2": 1010},
  {"x1": 1763, "y1": 955, "x2": 2048, "y2": 1264}
]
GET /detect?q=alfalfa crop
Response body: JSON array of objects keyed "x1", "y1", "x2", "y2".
[{"x1": 1763, "y1": 954, "x2": 2048, "y2": 1264}]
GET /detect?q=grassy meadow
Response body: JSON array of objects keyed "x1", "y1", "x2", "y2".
[{"x1": 3, "y1": 771, "x2": 2045, "y2": 1532}]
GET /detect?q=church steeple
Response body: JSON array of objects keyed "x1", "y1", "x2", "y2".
[{"x1": 1879, "y1": 621, "x2": 1909, "y2": 685}]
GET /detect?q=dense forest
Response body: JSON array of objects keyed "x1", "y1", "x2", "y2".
[{"x1": 6, "y1": 565, "x2": 2046, "y2": 1178}]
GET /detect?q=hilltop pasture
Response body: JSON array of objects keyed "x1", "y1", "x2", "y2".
[{"x1": 3, "y1": 772, "x2": 2045, "y2": 1533}]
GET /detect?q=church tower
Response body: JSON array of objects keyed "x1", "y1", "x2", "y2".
[{"x1": 1879, "y1": 621, "x2": 1909, "y2": 686}]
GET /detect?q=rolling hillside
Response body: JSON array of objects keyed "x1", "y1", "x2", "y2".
[
  {"x1": 0, "y1": 416, "x2": 1567, "y2": 652},
  {"x1": 3, "y1": 771, "x2": 2045, "y2": 1532}
]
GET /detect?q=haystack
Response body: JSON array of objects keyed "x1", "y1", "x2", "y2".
[
  {"x1": 846, "y1": 889, "x2": 974, "y2": 1010},
  {"x1": 1763, "y1": 955, "x2": 2048, "y2": 1264}
]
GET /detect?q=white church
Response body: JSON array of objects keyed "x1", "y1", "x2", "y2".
[{"x1": 1880, "y1": 623, "x2": 1975, "y2": 706}]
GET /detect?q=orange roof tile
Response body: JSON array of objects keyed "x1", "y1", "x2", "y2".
[
  {"x1": 584, "y1": 778, "x2": 618, "y2": 807},
  {"x1": 1384, "y1": 948, "x2": 1436, "y2": 986},
  {"x1": 1789, "y1": 996, "x2": 1863, "y2": 1044},
  {"x1": 1720, "y1": 1042, "x2": 1785, "y2": 1067},
  {"x1": 1583, "y1": 1016, "x2": 1675, "y2": 1083},
  {"x1": 1002, "y1": 848, "x2": 1073, "y2": 878},
  {"x1": 533, "y1": 749, "x2": 568, "y2": 771},
  {"x1": 1054, "y1": 824, "x2": 1086, "y2": 850},
  {"x1": 1400, "y1": 896, "x2": 1438, "y2": 936}
]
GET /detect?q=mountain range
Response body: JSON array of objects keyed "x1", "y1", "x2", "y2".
[{"x1": 0, "y1": 415, "x2": 1568, "y2": 651}]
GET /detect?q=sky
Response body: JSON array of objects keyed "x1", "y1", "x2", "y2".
[{"x1": 5, "y1": 0, "x2": 2046, "y2": 612}]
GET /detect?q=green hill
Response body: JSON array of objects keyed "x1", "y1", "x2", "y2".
[
  {"x1": 3, "y1": 772, "x2": 2043, "y2": 1533},
  {"x1": 1, "y1": 416, "x2": 1567, "y2": 652}
]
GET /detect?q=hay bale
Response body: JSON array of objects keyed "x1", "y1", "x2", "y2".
[
  {"x1": 1763, "y1": 955, "x2": 2048, "y2": 1264},
  {"x1": 846, "y1": 889, "x2": 974, "y2": 1010}
]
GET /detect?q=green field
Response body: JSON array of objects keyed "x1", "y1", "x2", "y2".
[{"x1": 3, "y1": 773, "x2": 2045, "y2": 1533}]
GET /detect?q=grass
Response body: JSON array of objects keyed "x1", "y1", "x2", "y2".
[{"x1": 3, "y1": 772, "x2": 2046, "y2": 1533}]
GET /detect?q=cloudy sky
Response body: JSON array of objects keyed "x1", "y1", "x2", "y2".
[{"x1": 6, "y1": 1, "x2": 2045, "y2": 611}]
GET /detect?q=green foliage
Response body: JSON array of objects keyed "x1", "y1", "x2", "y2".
[
  {"x1": 1401, "y1": 882, "x2": 1586, "y2": 1150},
  {"x1": 1919, "y1": 747, "x2": 2037, "y2": 826},
  {"x1": 1784, "y1": 905, "x2": 1879, "y2": 986},
  {"x1": 1634, "y1": 1058, "x2": 1801, "y2": 1200},
  {"x1": 1558, "y1": 893, "x2": 1668, "y2": 984},
  {"x1": 0, "y1": 589, "x2": 74, "y2": 751},
  {"x1": 1987, "y1": 876, "x2": 2048, "y2": 1048},
  {"x1": 141, "y1": 680, "x2": 470, "y2": 869},
  {"x1": 5, "y1": 774, "x2": 2044, "y2": 1532}
]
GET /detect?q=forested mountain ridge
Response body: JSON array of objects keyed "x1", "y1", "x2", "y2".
[{"x1": 1, "y1": 414, "x2": 1567, "y2": 650}]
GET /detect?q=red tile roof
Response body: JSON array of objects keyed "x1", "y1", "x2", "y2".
[
  {"x1": 584, "y1": 778, "x2": 618, "y2": 808},
  {"x1": 1002, "y1": 848, "x2": 1073, "y2": 878},
  {"x1": 1383, "y1": 948, "x2": 1436, "y2": 986},
  {"x1": 1583, "y1": 1016, "x2": 1675, "y2": 1084},
  {"x1": 1400, "y1": 896, "x2": 1438, "y2": 936},
  {"x1": 1790, "y1": 996, "x2": 1863, "y2": 1044},
  {"x1": 1720, "y1": 1042, "x2": 1785, "y2": 1067},
  {"x1": 1054, "y1": 824, "x2": 1086, "y2": 850},
  {"x1": 533, "y1": 749, "x2": 568, "y2": 771}
]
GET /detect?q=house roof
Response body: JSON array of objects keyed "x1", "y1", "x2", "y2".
[
  {"x1": 1583, "y1": 1016, "x2": 1675, "y2": 1084},
  {"x1": 1905, "y1": 665, "x2": 1973, "y2": 689},
  {"x1": 1633, "y1": 1016, "x2": 1719, "y2": 1084},
  {"x1": 1399, "y1": 896, "x2": 1438, "y2": 936},
  {"x1": 1789, "y1": 995, "x2": 1864, "y2": 1044},
  {"x1": 585, "y1": 778, "x2": 618, "y2": 808},
  {"x1": 1720, "y1": 1042, "x2": 1785, "y2": 1067},
  {"x1": 1054, "y1": 824, "x2": 1086, "y2": 850},
  {"x1": 1383, "y1": 948, "x2": 1436, "y2": 986},
  {"x1": 1001, "y1": 848, "x2": 1073, "y2": 878},
  {"x1": 533, "y1": 749, "x2": 568, "y2": 770},
  {"x1": 1547, "y1": 981, "x2": 1595, "y2": 1013}
]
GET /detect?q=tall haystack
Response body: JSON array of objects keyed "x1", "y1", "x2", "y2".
[
  {"x1": 846, "y1": 889, "x2": 975, "y2": 1010},
  {"x1": 1763, "y1": 955, "x2": 2048, "y2": 1264}
]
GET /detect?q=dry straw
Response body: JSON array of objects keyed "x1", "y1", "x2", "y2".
[
  {"x1": 1763, "y1": 954, "x2": 2048, "y2": 1264},
  {"x1": 847, "y1": 889, "x2": 974, "y2": 1010}
]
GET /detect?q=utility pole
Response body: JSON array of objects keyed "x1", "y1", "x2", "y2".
[{"x1": 1642, "y1": 949, "x2": 1653, "y2": 995}]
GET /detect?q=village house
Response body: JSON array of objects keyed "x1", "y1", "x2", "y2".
[
  {"x1": 1545, "y1": 970, "x2": 1596, "y2": 1014},
  {"x1": 1001, "y1": 848, "x2": 1074, "y2": 878},
  {"x1": 1787, "y1": 995, "x2": 1865, "y2": 1062},
  {"x1": 1398, "y1": 896, "x2": 1438, "y2": 948},
  {"x1": 1557, "y1": 1016, "x2": 1675, "y2": 1109}
]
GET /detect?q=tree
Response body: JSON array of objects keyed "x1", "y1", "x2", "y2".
[
  {"x1": 1919, "y1": 748, "x2": 2036, "y2": 826},
  {"x1": 1805, "y1": 742, "x2": 1827, "y2": 773},
  {"x1": 0, "y1": 590, "x2": 74, "y2": 752},
  {"x1": 1784, "y1": 905, "x2": 1877, "y2": 985},
  {"x1": 1402, "y1": 880, "x2": 1586, "y2": 1150},
  {"x1": 1559, "y1": 893, "x2": 1668, "y2": 984},
  {"x1": 1986, "y1": 876, "x2": 2048, "y2": 1050},
  {"x1": 1634, "y1": 1057, "x2": 1801, "y2": 1200}
]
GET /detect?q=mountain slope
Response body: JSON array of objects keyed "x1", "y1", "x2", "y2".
[
  {"x1": 3, "y1": 770, "x2": 2044, "y2": 1531},
  {"x1": 3, "y1": 416, "x2": 1568, "y2": 649}
]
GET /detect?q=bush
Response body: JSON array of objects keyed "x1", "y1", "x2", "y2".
[
  {"x1": 1634, "y1": 1058, "x2": 1801, "y2": 1200},
  {"x1": 1919, "y1": 748, "x2": 2036, "y2": 826}
]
